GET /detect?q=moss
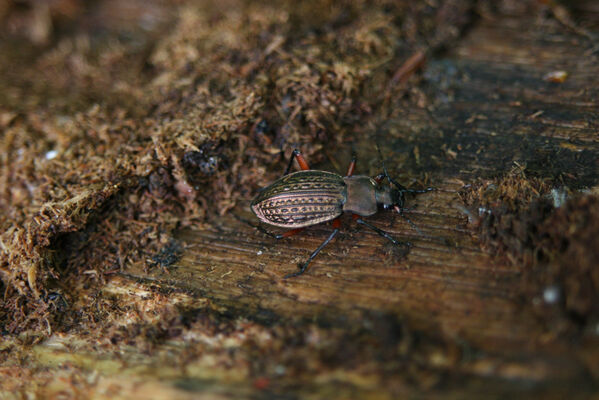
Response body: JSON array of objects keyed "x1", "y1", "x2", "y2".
[
  {"x1": 460, "y1": 167, "x2": 599, "y2": 334},
  {"x1": 0, "y1": 0, "x2": 475, "y2": 334}
]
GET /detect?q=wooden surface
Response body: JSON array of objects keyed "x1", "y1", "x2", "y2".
[
  {"x1": 3, "y1": 3, "x2": 599, "y2": 399},
  {"x1": 117, "y1": 6, "x2": 598, "y2": 397}
]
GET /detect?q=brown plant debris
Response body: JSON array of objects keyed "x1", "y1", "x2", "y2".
[
  {"x1": 0, "y1": 0, "x2": 476, "y2": 334},
  {"x1": 460, "y1": 166, "x2": 599, "y2": 335}
]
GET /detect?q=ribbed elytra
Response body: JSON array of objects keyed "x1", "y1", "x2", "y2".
[{"x1": 251, "y1": 170, "x2": 346, "y2": 228}]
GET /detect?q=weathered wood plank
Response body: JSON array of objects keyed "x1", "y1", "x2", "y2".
[
  {"x1": 110, "y1": 6, "x2": 599, "y2": 397},
  {"x1": 2, "y1": 3, "x2": 598, "y2": 399}
]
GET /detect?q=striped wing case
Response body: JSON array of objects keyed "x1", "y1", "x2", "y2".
[{"x1": 251, "y1": 170, "x2": 346, "y2": 228}]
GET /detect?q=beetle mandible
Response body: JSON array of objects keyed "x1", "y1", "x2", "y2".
[{"x1": 251, "y1": 148, "x2": 433, "y2": 278}]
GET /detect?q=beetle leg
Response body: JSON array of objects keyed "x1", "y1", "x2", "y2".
[
  {"x1": 345, "y1": 153, "x2": 357, "y2": 177},
  {"x1": 275, "y1": 228, "x2": 305, "y2": 239},
  {"x1": 234, "y1": 214, "x2": 305, "y2": 239},
  {"x1": 392, "y1": 206, "x2": 424, "y2": 236},
  {"x1": 284, "y1": 228, "x2": 340, "y2": 279},
  {"x1": 254, "y1": 224, "x2": 305, "y2": 240},
  {"x1": 355, "y1": 218, "x2": 412, "y2": 248},
  {"x1": 331, "y1": 217, "x2": 342, "y2": 229},
  {"x1": 372, "y1": 172, "x2": 386, "y2": 184},
  {"x1": 283, "y1": 149, "x2": 310, "y2": 175}
]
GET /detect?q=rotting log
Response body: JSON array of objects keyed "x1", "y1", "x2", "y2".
[
  {"x1": 1, "y1": 1, "x2": 599, "y2": 399},
  {"x1": 110, "y1": 5, "x2": 598, "y2": 397}
]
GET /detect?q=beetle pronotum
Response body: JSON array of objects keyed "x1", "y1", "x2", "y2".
[{"x1": 251, "y1": 148, "x2": 433, "y2": 278}]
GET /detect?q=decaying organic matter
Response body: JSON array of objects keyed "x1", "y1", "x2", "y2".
[
  {"x1": 0, "y1": 0, "x2": 475, "y2": 334},
  {"x1": 1, "y1": 0, "x2": 599, "y2": 398}
]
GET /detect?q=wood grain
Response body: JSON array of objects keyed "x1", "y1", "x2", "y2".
[
  {"x1": 113, "y1": 9, "x2": 599, "y2": 397},
  {"x1": 117, "y1": 6, "x2": 599, "y2": 396},
  {"x1": 4, "y1": 5, "x2": 598, "y2": 399}
]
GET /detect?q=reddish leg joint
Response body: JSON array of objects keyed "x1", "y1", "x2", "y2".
[
  {"x1": 346, "y1": 153, "x2": 357, "y2": 177},
  {"x1": 294, "y1": 150, "x2": 310, "y2": 171},
  {"x1": 278, "y1": 228, "x2": 304, "y2": 239},
  {"x1": 284, "y1": 149, "x2": 310, "y2": 175},
  {"x1": 373, "y1": 173, "x2": 386, "y2": 184},
  {"x1": 331, "y1": 218, "x2": 341, "y2": 229}
]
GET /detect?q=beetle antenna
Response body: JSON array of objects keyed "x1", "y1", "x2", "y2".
[
  {"x1": 376, "y1": 142, "x2": 435, "y2": 195},
  {"x1": 375, "y1": 142, "x2": 410, "y2": 194},
  {"x1": 376, "y1": 141, "x2": 432, "y2": 237},
  {"x1": 375, "y1": 142, "x2": 392, "y2": 184}
]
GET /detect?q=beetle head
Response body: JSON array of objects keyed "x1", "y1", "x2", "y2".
[
  {"x1": 374, "y1": 142, "x2": 433, "y2": 236},
  {"x1": 376, "y1": 184, "x2": 405, "y2": 210},
  {"x1": 375, "y1": 144, "x2": 408, "y2": 210},
  {"x1": 390, "y1": 186, "x2": 406, "y2": 211}
]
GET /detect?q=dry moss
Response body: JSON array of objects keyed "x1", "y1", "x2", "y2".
[
  {"x1": 460, "y1": 166, "x2": 599, "y2": 334},
  {"x1": 0, "y1": 0, "x2": 475, "y2": 334},
  {"x1": 459, "y1": 165, "x2": 554, "y2": 264}
]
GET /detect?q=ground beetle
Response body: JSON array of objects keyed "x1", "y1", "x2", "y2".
[{"x1": 251, "y1": 148, "x2": 433, "y2": 278}]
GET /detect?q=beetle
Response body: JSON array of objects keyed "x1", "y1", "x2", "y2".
[{"x1": 251, "y1": 148, "x2": 433, "y2": 278}]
